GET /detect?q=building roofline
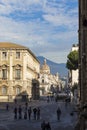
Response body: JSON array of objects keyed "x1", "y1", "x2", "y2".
[{"x1": 0, "y1": 42, "x2": 40, "y2": 63}]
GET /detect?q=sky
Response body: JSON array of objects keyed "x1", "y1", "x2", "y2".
[{"x1": 0, "y1": 0, "x2": 78, "y2": 63}]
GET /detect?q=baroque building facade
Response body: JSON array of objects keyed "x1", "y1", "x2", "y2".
[
  {"x1": 38, "y1": 59, "x2": 61, "y2": 96},
  {"x1": 0, "y1": 42, "x2": 40, "y2": 102}
]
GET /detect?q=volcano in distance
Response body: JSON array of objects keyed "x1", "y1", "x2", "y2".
[{"x1": 37, "y1": 56, "x2": 68, "y2": 77}]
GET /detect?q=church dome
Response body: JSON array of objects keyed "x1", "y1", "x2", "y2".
[{"x1": 41, "y1": 59, "x2": 50, "y2": 74}]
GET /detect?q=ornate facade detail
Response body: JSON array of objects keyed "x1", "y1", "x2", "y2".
[
  {"x1": 38, "y1": 59, "x2": 61, "y2": 96},
  {"x1": 0, "y1": 42, "x2": 40, "y2": 102}
]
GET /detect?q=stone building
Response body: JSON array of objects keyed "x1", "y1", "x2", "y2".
[
  {"x1": 38, "y1": 59, "x2": 61, "y2": 96},
  {"x1": 0, "y1": 42, "x2": 40, "y2": 102},
  {"x1": 76, "y1": 1, "x2": 87, "y2": 130}
]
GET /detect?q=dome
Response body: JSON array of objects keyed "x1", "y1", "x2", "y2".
[{"x1": 41, "y1": 59, "x2": 50, "y2": 74}]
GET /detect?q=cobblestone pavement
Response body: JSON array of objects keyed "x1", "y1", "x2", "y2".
[{"x1": 0, "y1": 100, "x2": 77, "y2": 130}]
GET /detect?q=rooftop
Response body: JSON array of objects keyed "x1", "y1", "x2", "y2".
[
  {"x1": 0, "y1": 42, "x2": 39, "y2": 63},
  {"x1": 0, "y1": 42, "x2": 27, "y2": 49}
]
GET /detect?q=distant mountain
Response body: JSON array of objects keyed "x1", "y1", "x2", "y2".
[{"x1": 37, "y1": 56, "x2": 68, "y2": 77}]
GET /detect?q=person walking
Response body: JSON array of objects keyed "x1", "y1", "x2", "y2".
[
  {"x1": 37, "y1": 107, "x2": 40, "y2": 120},
  {"x1": 25, "y1": 102, "x2": 28, "y2": 111},
  {"x1": 24, "y1": 111, "x2": 27, "y2": 120},
  {"x1": 18, "y1": 105, "x2": 22, "y2": 119},
  {"x1": 41, "y1": 120, "x2": 46, "y2": 130},
  {"x1": 6, "y1": 103, "x2": 9, "y2": 111},
  {"x1": 14, "y1": 98, "x2": 17, "y2": 104},
  {"x1": 33, "y1": 107, "x2": 37, "y2": 120},
  {"x1": 14, "y1": 107, "x2": 17, "y2": 119},
  {"x1": 28, "y1": 107, "x2": 32, "y2": 120},
  {"x1": 45, "y1": 122, "x2": 51, "y2": 130},
  {"x1": 57, "y1": 107, "x2": 61, "y2": 121}
]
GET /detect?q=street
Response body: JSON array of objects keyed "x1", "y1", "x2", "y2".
[{"x1": 0, "y1": 100, "x2": 77, "y2": 130}]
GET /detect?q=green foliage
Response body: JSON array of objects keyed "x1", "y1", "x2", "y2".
[{"x1": 66, "y1": 50, "x2": 78, "y2": 70}]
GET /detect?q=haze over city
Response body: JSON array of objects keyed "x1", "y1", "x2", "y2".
[{"x1": 0, "y1": 0, "x2": 78, "y2": 63}]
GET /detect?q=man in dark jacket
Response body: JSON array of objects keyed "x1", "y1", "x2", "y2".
[
  {"x1": 33, "y1": 107, "x2": 37, "y2": 120},
  {"x1": 41, "y1": 120, "x2": 46, "y2": 130},
  {"x1": 57, "y1": 107, "x2": 61, "y2": 121},
  {"x1": 28, "y1": 107, "x2": 32, "y2": 120}
]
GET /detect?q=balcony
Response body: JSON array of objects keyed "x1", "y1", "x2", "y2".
[
  {"x1": 2, "y1": 78, "x2": 7, "y2": 80},
  {"x1": 15, "y1": 77, "x2": 21, "y2": 80}
]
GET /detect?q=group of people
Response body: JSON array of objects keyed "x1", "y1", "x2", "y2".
[
  {"x1": 13, "y1": 102, "x2": 40, "y2": 120},
  {"x1": 6, "y1": 101, "x2": 61, "y2": 122},
  {"x1": 6, "y1": 99, "x2": 62, "y2": 130},
  {"x1": 41, "y1": 121, "x2": 51, "y2": 130}
]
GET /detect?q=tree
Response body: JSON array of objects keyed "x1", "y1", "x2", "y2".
[{"x1": 66, "y1": 50, "x2": 79, "y2": 70}]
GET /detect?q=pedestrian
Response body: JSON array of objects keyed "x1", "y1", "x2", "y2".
[
  {"x1": 47, "y1": 96, "x2": 49, "y2": 103},
  {"x1": 33, "y1": 107, "x2": 37, "y2": 120},
  {"x1": 18, "y1": 105, "x2": 22, "y2": 119},
  {"x1": 28, "y1": 107, "x2": 32, "y2": 120},
  {"x1": 55, "y1": 97, "x2": 57, "y2": 102},
  {"x1": 57, "y1": 107, "x2": 61, "y2": 121},
  {"x1": 14, "y1": 107, "x2": 17, "y2": 119},
  {"x1": 65, "y1": 98, "x2": 68, "y2": 108},
  {"x1": 25, "y1": 102, "x2": 28, "y2": 111},
  {"x1": 45, "y1": 122, "x2": 51, "y2": 130},
  {"x1": 41, "y1": 120, "x2": 46, "y2": 130},
  {"x1": 37, "y1": 107, "x2": 40, "y2": 120},
  {"x1": 6, "y1": 103, "x2": 9, "y2": 111},
  {"x1": 14, "y1": 98, "x2": 17, "y2": 104},
  {"x1": 24, "y1": 111, "x2": 27, "y2": 120}
]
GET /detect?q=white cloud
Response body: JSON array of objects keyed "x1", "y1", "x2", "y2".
[{"x1": 0, "y1": 0, "x2": 78, "y2": 63}]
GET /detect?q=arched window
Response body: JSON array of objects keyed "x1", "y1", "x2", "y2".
[
  {"x1": 2, "y1": 86, "x2": 7, "y2": 95},
  {"x1": 16, "y1": 87, "x2": 21, "y2": 95},
  {"x1": 42, "y1": 79, "x2": 44, "y2": 83}
]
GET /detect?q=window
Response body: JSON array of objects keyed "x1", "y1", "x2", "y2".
[
  {"x1": 2, "y1": 86, "x2": 7, "y2": 95},
  {"x1": 16, "y1": 52, "x2": 20, "y2": 59},
  {"x1": 2, "y1": 52, "x2": 7, "y2": 59},
  {"x1": 16, "y1": 87, "x2": 20, "y2": 95},
  {"x1": 15, "y1": 69, "x2": 21, "y2": 79},
  {"x1": 38, "y1": 74, "x2": 40, "y2": 78},
  {"x1": 42, "y1": 79, "x2": 44, "y2": 83},
  {"x1": 2, "y1": 69, "x2": 7, "y2": 79}
]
